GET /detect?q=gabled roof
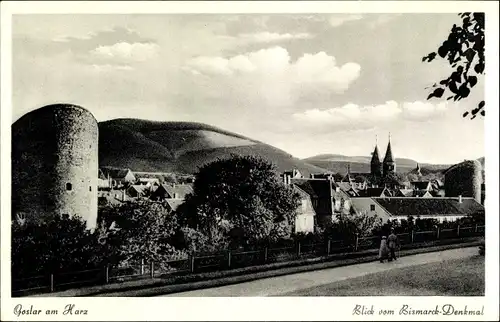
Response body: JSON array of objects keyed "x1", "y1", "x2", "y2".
[
  {"x1": 165, "y1": 199, "x2": 185, "y2": 212},
  {"x1": 291, "y1": 178, "x2": 333, "y2": 216},
  {"x1": 374, "y1": 197, "x2": 484, "y2": 218},
  {"x1": 357, "y1": 187, "x2": 391, "y2": 197},
  {"x1": 98, "y1": 169, "x2": 108, "y2": 180},
  {"x1": 414, "y1": 190, "x2": 433, "y2": 198},
  {"x1": 283, "y1": 169, "x2": 303, "y2": 178},
  {"x1": 396, "y1": 189, "x2": 414, "y2": 197},
  {"x1": 128, "y1": 184, "x2": 147, "y2": 194},
  {"x1": 101, "y1": 167, "x2": 133, "y2": 180},
  {"x1": 336, "y1": 182, "x2": 359, "y2": 196},
  {"x1": 157, "y1": 183, "x2": 193, "y2": 199},
  {"x1": 411, "y1": 181, "x2": 432, "y2": 190}
]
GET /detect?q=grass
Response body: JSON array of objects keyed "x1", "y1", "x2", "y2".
[
  {"x1": 29, "y1": 239, "x2": 481, "y2": 297},
  {"x1": 284, "y1": 255, "x2": 484, "y2": 296}
]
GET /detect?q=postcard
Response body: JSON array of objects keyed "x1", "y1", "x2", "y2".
[{"x1": 1, "y1": 1, "x2": 498, "y2": 321}]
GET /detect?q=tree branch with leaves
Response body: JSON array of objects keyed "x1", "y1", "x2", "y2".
[{"x1": 423, "y1": 12, "x2": 485, "y2": 119}]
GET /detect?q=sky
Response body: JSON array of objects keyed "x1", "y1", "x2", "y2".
[{"x1": 12, "y1": 13, "x2": 485, "y2": 164}]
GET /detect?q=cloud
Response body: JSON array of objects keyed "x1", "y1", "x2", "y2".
[
  {"x1": 367, "y1": 14, "x2": 403, "y2": 29},
  {"x1": 53, "y1": 27, "x2": 154, "y2": 46},
  {"x1": 237, "y1": 32, "x2": 314, "y2": 43},
  {"x1": 292, "y1": 100, "x2": 449, "y2": 131},
  {"x1": 401, "y1": 101, "x2": 448, "y2": 121},
  {"x1": 329, "y1": 14, "x2": 364, "y2": 27},
  {"x1": 185, "y1": 47, "x2": 361, "y2": 100},
  {"x1": 90, "y1": 42, "x2": 160, "y2": 62},
  {"x1": 91, "y1": 64, "x2": 134, "y2": 72}
]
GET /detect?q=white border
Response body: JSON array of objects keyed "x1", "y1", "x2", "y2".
[{"x1": 1, "y1": 1, "x2": 499, "y2": 321}]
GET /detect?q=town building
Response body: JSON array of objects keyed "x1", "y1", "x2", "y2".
[
  {"x1": 150, "y1": 183, "x2": 193, "y2": 201},
  {"x1": 293, "y1": 186, "x2": 316, "y2": 233},
  {"x1": 100, "y1": 167, "x2": 136, "y2": 188},
  {"x1": 351, "y1": 196, "x2": 484, "y2": 223},
  {"x1": 136, "y1": 177, "x2": 160, "y2": 188}
]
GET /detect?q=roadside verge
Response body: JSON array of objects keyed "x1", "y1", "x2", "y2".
[{"x1": 31, "y1": 237, "x2": 482, "y2": 297}]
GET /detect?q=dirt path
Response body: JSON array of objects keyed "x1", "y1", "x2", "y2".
[{"x1": 160, "y1": 246, "x2": 479, "y2": 296}]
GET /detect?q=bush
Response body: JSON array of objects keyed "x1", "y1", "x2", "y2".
[{"x1": 11, "y1": 215, "x2": 103, "y2": 279}]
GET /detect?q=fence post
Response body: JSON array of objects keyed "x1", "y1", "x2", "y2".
[
  {"x1": 354, "y1": 233, "x2": 359, "y2": 251},
  {"x1": 297, "y1": 242, "x2": 301, "y2": 257},
  {"x1": 50, "y1": 274, "x2": 54, "y2": 292},
  {"x1": 140, "y1": 259, "x2": 145, "y2": 275},
  {"x1": 228, "y1": 251, "x2": 232, "y2": 268},
  {"x1": 457, "y1": 224, "x2": 461, "y2": 237},
  {"x1": 105, "y1": 265, "x2": 109, "y2": 284},
  {"x1": 327, "y1": 239, "x2": 331, "y2": 256},
  {"x1": 436, "y1": 227, "x2": 440, "y2": 240},
  {"x1": 150, "y1": 261, "x2": 154, "y2": 278},
  {"x1": 190, "y1": 254, "x2": 195, "y2": 273},
  {"x1": 264, "y1": 247, "x2": 268, "y2": 262},
  {"x1": 411, "y1": 230, "x2": 414, "y2": 244}
]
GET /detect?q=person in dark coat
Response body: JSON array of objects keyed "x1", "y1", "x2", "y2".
[
  {"x1": 379, "y1": 236, "x2": 389, "y2": 263},
  {"x1": 387, "y1": 228, "x2": 399, "y2": 261}
]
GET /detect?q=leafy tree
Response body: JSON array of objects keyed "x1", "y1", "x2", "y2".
[
  {"x1": 11, "y1": 215, "x2": 101, "y2": 278},
  {"x1": 98, "y1": 200, "x2": 185, "y2": 266},
  {"x1": 333, "y1": 173, "x2": 344, "y2": 182},
  {"x1": 176, "y1": 155, "x2": 301, "y2": 249},
  {"x1": 326, "y1": 209, "x2": 383, "y2": 244},
  {"x1": 162, "y1": 173, "x2": 178, "y2": 184},
  {"x1": 423, "y1": 13, "x2": 485, "y2": 119}
]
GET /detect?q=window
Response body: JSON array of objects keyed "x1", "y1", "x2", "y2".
[
  {"x1": 89, "y1": 186, "x2": 92, "y2": 192},
  {"x1": 66, "y1": 183, "x2": 72, "y2": 191},
  {"x1": 370, "y1": 204, "x2": 375, "y2": 211}
]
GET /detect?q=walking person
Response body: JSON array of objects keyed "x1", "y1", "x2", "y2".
[
  {"x1": 387, "y1": 228, "x2": 399, "y2": 261},
  {"x1": 379, "y1": 236, "x2": 389, "y2": 263}
]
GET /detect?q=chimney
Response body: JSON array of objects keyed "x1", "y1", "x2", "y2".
[{"x1": 458, "y1": 195, "x2": 462, "y2": 203}]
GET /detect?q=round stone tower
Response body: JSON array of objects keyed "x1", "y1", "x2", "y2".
[
  {"x1": 444, "y1": 160, "x2": 483, "y2": 203},
  {"x1": 12, "y1": 104, "x2": 98, "y2": 230}
]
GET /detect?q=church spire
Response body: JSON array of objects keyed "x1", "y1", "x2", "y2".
[
  {"x1": 383, "y1": 133, "x2": 394, "y2": 163},
  {"x1": 383, "y1": 132, "x2": 396, "y2": 176},
  {"x1": 370, "y1": 135, "x2": 382, "y2": 177}
]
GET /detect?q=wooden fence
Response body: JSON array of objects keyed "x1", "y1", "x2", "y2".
[{"x1": 12, "y1": 224, "x2": 485, "y2": 296}]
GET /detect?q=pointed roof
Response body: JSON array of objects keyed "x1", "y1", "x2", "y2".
[
  {"x1": 371, "y1": 145, "x2": 381, "y2": 164},
  {"x1": 383, "y1": 136, "x2": 394, "y2": 163}
]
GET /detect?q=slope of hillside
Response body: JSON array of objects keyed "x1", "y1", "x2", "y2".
[
  {"x1": 98, "y1": 119, "x2": 327, "y2": 176},
  {"x1": 304, "y1": 154, "x2": 452, "y2": 174}
]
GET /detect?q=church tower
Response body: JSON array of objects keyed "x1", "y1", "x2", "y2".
[
  {"x1": 370, "y1": 136, "x2": 383, "y2": 177},
  {"x1": 415, "y1": 163, "x2": 422, "y2": 177},
  {"x1": 383, "y1": 133, "x2": 396, "y2": 177}
]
